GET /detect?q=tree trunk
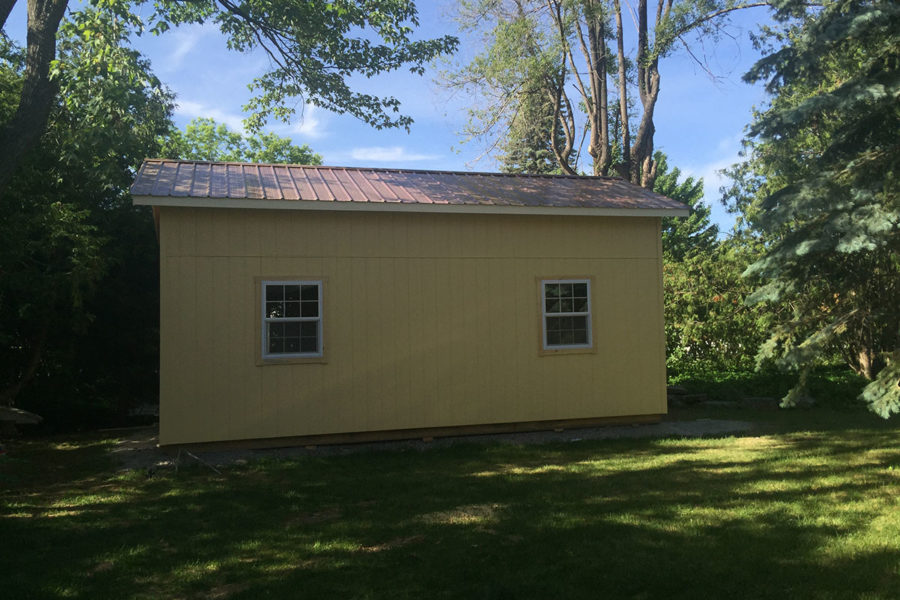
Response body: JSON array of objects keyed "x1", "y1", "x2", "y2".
[
  {"x1": 548, "y1": 64, "x2": 577, "y2": 175},
  {"x1": 851, "y1": 347, "x2": 879, "y2": 381},
  {"x1": 585, "y1": 0, "x2": 610, "y2": 176},
  {"x1": 613, "y1": 0, "x2": 630, "y2": 180},
  {"x1": 0, "y1": 321, "x2": 48, "y2": 407},
  {"x1": 0, "y1": 0, "x2": 69, "y2": 198},
  {"x1": 631, "y1": 0, "x2": 662, "y2": 188}
]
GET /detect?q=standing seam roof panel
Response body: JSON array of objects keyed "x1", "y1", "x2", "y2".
[
  {"x1": 274, "y1": 166, "x2": 300, "y2": 200},
  {"x1": 333, "y1": 169, "x2": 373, "y2": 202},
  {"x1": 257, "y1": 166, "x2": 279, "y2": 200},
  {"x1": 151, "y1": 161, "x2": 177, "y2": 196},
  {"x1": 191, "y1": 163, "x2": 211, "y2": 197},
  {"x1": 366, "y1": 171, "x2": 401, "y2": 202},
  {"x1": 306, "y1": 168, "x2": 334, "y2": 201},
  {"x1": 171, "y1": 162, "x2": 194, "y2": 197},
  {"x1": 226, "y1": 164, "x2": 246, "y2": 199},
  {"x1": 131, "y1": 159, "x2": 689, "y2": 212},
  {"x1": 348, "y1": 169, "x2": 386, "y2": 202},
  {"x1": 243, "y1": 165, "x2": 265, "y2": 199},
  {"x1": 319, "y1": 169, "x2": 351, "y2": 202}
]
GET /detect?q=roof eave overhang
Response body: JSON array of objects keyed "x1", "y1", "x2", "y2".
[{"x1": 132, "y1": 196, "x2": 691, "y2": 218}]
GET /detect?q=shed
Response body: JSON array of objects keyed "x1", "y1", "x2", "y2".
[{"x1": 131, "y1": 159, "x2": 688, "y2": 447}]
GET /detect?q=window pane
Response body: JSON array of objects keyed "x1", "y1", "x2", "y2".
[
  {"x1": 574, "y1": 283, "x2": 588, "y2": 297},
  {"x1": 559, "y1": 330, "x2": 574, "y2": 345},
  {"x1": 300, "y1": 322, "x2": 318, "y2": 337},
  {"x1": 268, "y1": 337, "x2": 283, "y2": 354},
  {"x1": 544, "y1": 284, "x2": 560, "y2": 299},
  {"x1": 269, "y1": 323, "x2": 285, "y2": 338},
  {"x1": 285, "y1": 301, "x2": 300, "y2": 317},
  {"x1": 546, "y1": 317, "x2": 561, "y2": 332},
  {"x1": 574, "y1": 298, "x2": 588, "y2": 313},
  {"x1": 572, "y1": 316, "x2": 588, "y2": 330},
  {"x1": 301, "y1": 300, "x2": 318, "y2": 317},
  {"x1": 284, "y1": 285, "x2": 300, "y2": 301},
  {"x1": 266, "y1": 285, "x2": 283, "y2": 301},
  {"x1": 545, "y1": 299, "x2": 560, "y2": 314},
  {"x1": 301, "y1": 285, "x2": 318, "y2": 301},
  {"x1": 284, "y1": 322, "x2": 301, "y2": 338},
  {"x1": 300, "y1": 337, "x2": 318, "y2": 353},
  {"x1": 573, "y1": 329, "x2": 588, "y2": 344},
  {"x1": 547, "y1": 330, "x2": 561, "y2": 346},
  {"x1": 560, "y1": 283, "x2": 573, "y2": 297},
  {"x1": 266, "y1": 301, "x2": 283, "y2": 318},
  {"x1": 560, "y1": 298, "x2": 574, "y2": 312},
  {"x1": 285, "y1": 338, "x2": 300, "y2": 352},
  {"x1": 560, "y1": 316, "x2": 573, "y2": 330}
]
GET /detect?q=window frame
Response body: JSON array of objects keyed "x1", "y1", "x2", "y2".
[
  {"x1": 539, "y1": 277, "x2": 594, "y2": 354},
  {"x1": 259, "y1": 279, "x2": 324, "y2": 362}
]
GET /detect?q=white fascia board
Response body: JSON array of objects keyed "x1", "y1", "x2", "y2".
[{"x1": 132, "y1": 195, "x2": 691, "y2": 218}]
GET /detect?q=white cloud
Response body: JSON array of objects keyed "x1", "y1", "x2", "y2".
[
  {"x1": 164, "y1": 23, "x2": 216, "y2": 70},
  {"x1": 278, "y1": 104, "x2": 328, "y2": 140},
  {"x1": 347, "y1": 146, "x2": 442, "y2": 162},
  {"x1": 174, "y1": 100, "x2": 247, "y2": 132},
  {"x1": 682, "y1": 134, "x2": 745, "y2": 199},
  {"x1": 680, "y1": 135, "x2": 747, "y2": 233}
]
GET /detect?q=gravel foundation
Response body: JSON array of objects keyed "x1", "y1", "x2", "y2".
[{"x1": 112, "y1": 418, "x2": 754, "y2": 472}]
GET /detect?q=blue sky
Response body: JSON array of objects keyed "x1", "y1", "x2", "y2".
[{"x1": 5, "y1": 2, "x2": 776, "y2": 230}]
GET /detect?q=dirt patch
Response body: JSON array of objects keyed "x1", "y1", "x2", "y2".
[
  {"x1": 205, "y1": 583, "x2": 250, "y2": 599},
  {"x1": 358, "y1": 535, "x2": 425, "y2": 553}
]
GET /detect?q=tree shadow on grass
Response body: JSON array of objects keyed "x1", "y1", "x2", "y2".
[{"x1": 1, "y1": 430, "x2": 898, "y2": 599}]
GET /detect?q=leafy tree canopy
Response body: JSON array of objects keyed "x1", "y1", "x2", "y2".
[
  {"x1": 0, "y1": 6, "x2": 173, "y2": 409},
  {"x1": 653, "y1": 153, "x2": 771, "y2": 375},
  {"x1": 0, "y1": 0, "x2": 458, "y2": 194},
  {"x1": 161, "y1": 117, "x2": 322, "y2": 165},
  {"x1": 732, "y1": 0, "x2": 900, "y2": 417},
  {"x1": 656, "y1": 153, "x2": 718, "y2": 262},
  {"x1": 444, "y1": 0, "x2": 774, "y2": 186}
]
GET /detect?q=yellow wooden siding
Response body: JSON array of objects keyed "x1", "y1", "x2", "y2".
[{"x1": 158, "y1": 208, "x2": 666, "y2": 445}]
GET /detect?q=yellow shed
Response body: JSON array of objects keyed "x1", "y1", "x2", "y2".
[{"x1": 131, "y1": 160, "x2": 689, "y2": 448}]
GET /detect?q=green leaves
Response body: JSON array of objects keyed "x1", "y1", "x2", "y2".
[
  {"x1": 0, "y1": 4, "x2": 173, "y2": 407},
  {"x1": 161, "y1": 117, "x2": 323, "y2": 165},
  {"x1": 150, "y1": 0, "x2": 460, "y2": 132},
  {"x1": 735, "y1": 0, "x2": 900, "y2": 416}
]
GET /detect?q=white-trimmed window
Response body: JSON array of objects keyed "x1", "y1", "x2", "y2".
[
  {"x1": 262, "y1": 281, "x2": 323, "y2": 358},
  {"x1": 542, "y1": 279, "x2": 592, "y2": 349}
]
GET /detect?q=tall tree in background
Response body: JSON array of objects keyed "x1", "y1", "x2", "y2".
[
  {"x1": 0, "y1": 7, "x2": 173, "y2": 416},
  {"x1": 161, "y1": 117, "x2": 323, "y2": 165},
  {"x1": 0, "y1": 0, "x2": 458, "y2": 196},
  {"x1": 656, "y1": 154, "x2": 771, "y2": 375},
  {"x1": 445, "y1": 0, "x2": 770, "y2": 186},
  {"x1": 732, "y1": 0, "x2": 899, "y2": 417}
]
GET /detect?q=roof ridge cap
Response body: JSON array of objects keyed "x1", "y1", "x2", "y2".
[{"x1": 140, "y1": 159, "x2": 627, "y2": 181}]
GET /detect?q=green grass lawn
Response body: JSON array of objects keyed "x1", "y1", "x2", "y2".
[{"x1": 1, "y1": 408, "x2": 898, "y2": 599}]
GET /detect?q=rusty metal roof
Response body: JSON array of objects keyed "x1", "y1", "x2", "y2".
[{"x1": 131, "y1": 159, "x2": 688, "y2": 215}]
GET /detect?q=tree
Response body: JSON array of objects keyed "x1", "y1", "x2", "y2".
[
  {"x1": 657, "y1": 153, "x2": 717, "y2": 262},
  {"x1": 733, "y1": 0, "x2": 899, "y2": 417},
  {"x1": 161, "y1": 117, "x2": 322, "y2": 165},
  {"x1": 655, "y1": 154, "x2": 768, "y2": 375},
  {"x1": 0, "y1": 7, "x2": 173, "y2": 412},
  {"x1": 444, "y1": 0, "x2": 770, "y2": 186},
  {"x1": 0, "y1": 0, "x2": 458, "y2": 195}
]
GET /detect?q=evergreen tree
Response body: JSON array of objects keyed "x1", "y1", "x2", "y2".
[
  {"x1": 736, "y1": 0, "x2": 899, "y2": 416},
  {"x1": 656, "y1": 153, "x2": 717, "y2": 262}
]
